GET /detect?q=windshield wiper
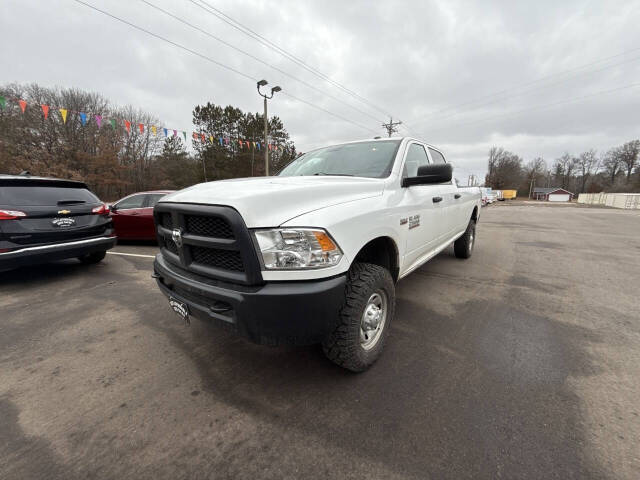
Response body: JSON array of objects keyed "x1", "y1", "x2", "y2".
[{"x1": 311, "y1": 172, "x2": 354, "y2": 176}]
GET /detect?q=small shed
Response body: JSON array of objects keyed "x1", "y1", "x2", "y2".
[{"x1": 532, "y1": 187, "x2": 574, "y2": 202}]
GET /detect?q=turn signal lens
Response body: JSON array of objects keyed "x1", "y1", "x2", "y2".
[
  {"x1": 0, "y1": 209, "x2": 27, "y2": 220},
  {"x1": 313, "y1": 231, "x2": 337, "y2": 251}
]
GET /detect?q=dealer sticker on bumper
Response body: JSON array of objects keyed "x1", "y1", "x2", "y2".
[{"x1": 169, "y1": 297, "x2": 190, "y2": 324}]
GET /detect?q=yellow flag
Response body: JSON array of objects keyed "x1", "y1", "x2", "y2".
[
  {"x1": 59, "y1": 108, "x2": 68, "y2": 124},
  {"x1": 151, "y1": 125, "x2": 157, "y2": 135},
  {"x1": 209, "y1": 135, "x2": 213, "y2": 143}
]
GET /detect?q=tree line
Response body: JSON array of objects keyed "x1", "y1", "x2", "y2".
[
  {"x1": 0, "y1": 83, "x2": 297, "y2": 200},
  {"x1": 484, "y1": 141, "x2": 640, "y2": 196}
]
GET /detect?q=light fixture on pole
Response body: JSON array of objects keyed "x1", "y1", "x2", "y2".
[{"x1": 257, "y1": 79, "x2": 281, "y2": 176}]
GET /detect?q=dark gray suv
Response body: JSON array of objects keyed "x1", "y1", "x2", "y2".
[{"x1": 0, "y1": 174, "x2": 116, "y2": 272}]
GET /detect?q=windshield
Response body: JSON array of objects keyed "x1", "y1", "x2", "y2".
[{"x1": 278, "y1": 140, "x2": 401, "y2": 178}]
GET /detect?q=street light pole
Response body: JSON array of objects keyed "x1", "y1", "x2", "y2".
[
  {"x1": 257, "y1": 80, "x2": 281, "y2": 176},
  {"x1": 263, "y1": 96, "x2": 268, "y2": 176}
]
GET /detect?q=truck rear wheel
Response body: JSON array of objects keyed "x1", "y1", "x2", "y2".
[
  {"x1": 322, "y1": 262, "x2": 395, "y2": 372},
  {"x1": 454, "y1": 218, "x2": 476, "y2": 259}
]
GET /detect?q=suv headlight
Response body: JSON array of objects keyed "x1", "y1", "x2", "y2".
[{"x1": 253, "y1": 228, "x2": 343, "y2": 270}]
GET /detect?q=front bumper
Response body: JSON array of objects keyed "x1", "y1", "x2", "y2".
[
  {"x1": 154, "y1": 254, "x2": 347, "y2": 346},
  {"x1": 0, "y1": 236, "x2": 116, "y2": 271}
]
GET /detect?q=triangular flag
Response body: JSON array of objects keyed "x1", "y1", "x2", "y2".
[
  {"x1": 192, "y1": 132, "x2": 198, "y2": 140},
  {"x1": 257, "y1": 142, "x2": 261, "y2": 151},
  {"x1": 41, "y1": 104, "x2": 49, "y2": 119},
  {"x1": 209, "y1": 135, "x2": 214, "y2": 144},
  {"x1": 18, "y1": 100, "x2": 27, "y2": 113},
  {"x1": 182, "y1": 131, "x2": 186, "y2": 141},
  {"x1": 218, "y1": 137, "x2": 223, "y2": 146},
  {"x1": 110, "y1": 118, "x2": 116, "y2": 129},
  {"x1": 139, "y1": 123, "x2": 144, "y2": 134},
  {"x1": 124, "y1": 120, "x2": 131, "y2": 133},
  {"x1": 151, "y1": 125, "x2": 157, "y2": 135},
  {"x1": 201, "y1": 133, "x2": 205, "y2": 142},
  {"x1": 79, "y1": 112, "x2": 87, "y2": 126},
  {"x1": 173, "y1": 130, "x2": 177, "y2": 137},
  {"x1": 238, "y1": 139, "x2": 243, "y2": 148},
  {"x1": 95, "y1": 115, "x2": 102, "y2": 128},
  {"x1": 59, "y1": 108, "x2": 68, "y2": 124},
  {"x1": 0, "y1": 96, "x2": 5, "y2": 109},
  {"x1": 225, "y1": 137, "x2": 230, "y2": 145},
  {"x1": 163, "y1": 128, "x2": 168, "y2": 137}
]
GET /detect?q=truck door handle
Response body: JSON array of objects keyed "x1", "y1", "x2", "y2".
[
  {"x1": 454, "y1": 193, "x2": 461, "y2": 199},
  {"x1": 432, "y1": 196, "x2": 443, "y2": 203}
]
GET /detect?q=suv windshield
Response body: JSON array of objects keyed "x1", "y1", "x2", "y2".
[{"x1": 278, "y1": 140, "x2": 401, "y2": 178}]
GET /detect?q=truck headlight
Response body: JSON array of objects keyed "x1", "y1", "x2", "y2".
[{"x1": 253, "y1": 228, "x2": 343, "y2": 269}]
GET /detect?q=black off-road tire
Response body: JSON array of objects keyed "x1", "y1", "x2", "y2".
[
  {"x1": 454, "y1": 218, "x2": 476, "y2": 259},
  {"x1": 78, "y1": 250, "x2": 107, "y2": 264},
  {"x1": 322, "y1": 262, "x2": 395, "y2": 372}
]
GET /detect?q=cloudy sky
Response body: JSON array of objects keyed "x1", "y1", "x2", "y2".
[{"x1": 2, "y1": 0, "x2": 639, "y2": 180}]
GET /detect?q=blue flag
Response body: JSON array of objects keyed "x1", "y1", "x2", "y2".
[
  {"x1": 163, "y1": 128, "x2": 168, "y2": 137},
  {"x1": 79, "y1": 112, "x2": 87, "y2": 126}
]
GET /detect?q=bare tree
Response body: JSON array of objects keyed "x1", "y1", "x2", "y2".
[
  {"x1": 523, "y1": 157, "x2": 546, "y2": 197},
  {"x1": 601, "y1": 149, "x2": 622, "y2": 186},
  {"x1": 617, "y1": 140, "x2": 640, "y2": 183},
  {"x1": 575, "y1": 149, "x2": 598, "y2": 193}
]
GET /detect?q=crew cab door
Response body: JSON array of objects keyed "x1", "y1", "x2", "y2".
[
  {"x1": 399, "y1": 142, "x2": 447, "y2": 270},
  {"x1": 427, "y1": 147, "x2": 463, "y2": 236}
]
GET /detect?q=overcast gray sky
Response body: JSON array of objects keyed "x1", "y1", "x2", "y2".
[{"x1": 2, "y1": 0, "x2": 639, "y2": 180}]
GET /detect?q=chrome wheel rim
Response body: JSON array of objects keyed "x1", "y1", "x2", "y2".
[
  {"x1": 360, "y1": 291, "x2": 387, "y2": 350},
  {"x1": 468, "y1": 227, "x2": 475, "y2": 253}
]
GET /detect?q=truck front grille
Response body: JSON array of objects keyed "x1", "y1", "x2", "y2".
[
  {"x1": 191, "y1": 246, "x2": 244, "y2": 271},
  {"x1": 185, "y1": 215, "x2": 234, "y2": 239},
  {"x1": 154, "y1": 203, "x2": 263, "y2": 285}
]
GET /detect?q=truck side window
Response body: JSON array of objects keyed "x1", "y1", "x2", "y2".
[
  {"x1": 428, "y1": 148, "x2": 446, "y2": 164},
  {"x1": 403, "y1": 143, "x2": 430, "y2": 177}
]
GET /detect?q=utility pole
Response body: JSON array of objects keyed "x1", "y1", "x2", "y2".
[
  {"x1": 257, "y1": 79, "x2": 281, "y2": 176},
  {"x1": 382, "y1": 117, "x2": 402, "y2": 137}
]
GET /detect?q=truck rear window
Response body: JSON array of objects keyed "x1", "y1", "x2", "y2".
[{"x1": 0, "y1": 186, "x2": 100, "y2": 206}]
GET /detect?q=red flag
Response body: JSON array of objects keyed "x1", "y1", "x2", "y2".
[
  {"x1": 139, "y1": 123, "x2": 144, "y2": 133},
  {"x1": 201, "y1": 133, "x2": 205, "y2": 142},
  {"x1": 18, "y1": 100, "x2": 27, "y2": 113},
  {"x1": 192, "y1": 132, "x2": 198, "y2": 140},
  {"x1": 124, "y1": 120, "x2": 131, "y2": 133},
  {"x1": 41, "y1": 104, "x2": 49, "y2": 119}
]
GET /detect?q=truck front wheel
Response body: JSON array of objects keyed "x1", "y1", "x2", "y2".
[
  {"x1": 454, "y1": 218, "x2": 476, "y2": 259},
  {"x1": 322, "y1": 262, "x2": 395, "y2": 372}
]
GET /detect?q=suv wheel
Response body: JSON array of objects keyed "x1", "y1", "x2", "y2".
[
  {"x1": 454, "y1": 218, "x2": 476, "y2": 259},
  {"x1": 322, "y1": 262, "x2": 395, "y2": 372},
  {"x1": 78, "y1": 250, "x2": 107, "y2": 264}
]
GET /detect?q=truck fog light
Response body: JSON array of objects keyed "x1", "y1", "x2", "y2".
[{"x1": 253, "y1": 228, "x2": 343, "y2": 270}]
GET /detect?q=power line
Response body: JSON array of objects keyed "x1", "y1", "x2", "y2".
[
  {"x1": 410, "y1": 45, "x2": 640, "y2": 125},
  {"x1": 140, "y1": 0, "x2": 384, "y2": 124},
  {"x1": 72, "y1": 0, "x2": 378, "y2": 134},
  {"x1": 421, "y1": 81, "x2": 640, "y2": 136},
  {"x1": 413, "y1": 53, "x2": 640, "y2": 128},
  {"x1": 189, "y1": 0, "x2": 398, "y2": 120}
]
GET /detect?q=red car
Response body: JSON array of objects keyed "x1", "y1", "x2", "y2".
[{"x1": 110, "y1": 190, "x2": 174, "y2": 240}]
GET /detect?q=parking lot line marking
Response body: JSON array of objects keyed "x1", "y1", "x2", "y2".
[{"x1": 107, "y1": 251, "x2": 156, "y2": 259}]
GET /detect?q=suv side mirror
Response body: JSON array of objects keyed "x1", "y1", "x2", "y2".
[{"x1": 402, "y1": 163, "x2": 452, "y2": 187}]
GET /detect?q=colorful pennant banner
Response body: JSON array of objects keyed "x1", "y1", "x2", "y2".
[{"x1": 0, "y1": 96, "x2": 287, "y2": 152}]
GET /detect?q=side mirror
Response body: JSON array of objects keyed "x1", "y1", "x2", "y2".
[
  {"x1": 110, "y1": 204, "x2": 118, "y2": 212},
  {"x1": 402, "y1": 163, "x2": 452, "y2": 187}
]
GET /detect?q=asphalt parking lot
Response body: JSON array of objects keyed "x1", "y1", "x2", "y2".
[{"x1": 1, "y1": 204, "x2": 639, "y2": 479}]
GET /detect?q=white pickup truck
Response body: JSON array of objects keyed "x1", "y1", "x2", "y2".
[{"x1": 153, "y1": 137, "x2": 481, "y2": 371}]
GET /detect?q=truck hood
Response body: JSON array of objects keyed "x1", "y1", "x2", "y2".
[{"x1": 159, "y1": 176, "x2": 385, "y2": 227}]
